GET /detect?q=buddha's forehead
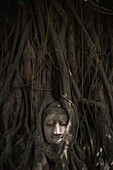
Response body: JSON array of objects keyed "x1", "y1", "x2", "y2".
[
  {"x1": 44, "y1": 112, "x2": 68, "y2": 122},
  {"x1": 43, "y1": 105, "x2": 68, "y2": 121}
]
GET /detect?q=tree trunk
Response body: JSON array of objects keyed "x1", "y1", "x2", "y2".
[{"x1": 0, "y1": 0, "x2": 113, "y2": 169}]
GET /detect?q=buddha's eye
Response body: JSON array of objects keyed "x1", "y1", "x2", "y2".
[
  {"x1": 46, "y1": 121, "x2": 54, "y2": 126},
  {"x1": 60, "y1": 121, "x2": 67, "y2": 126}
]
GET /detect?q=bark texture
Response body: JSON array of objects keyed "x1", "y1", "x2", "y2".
[{"x1": 0, "y1": 0, "x2": 113, "y2": 169}]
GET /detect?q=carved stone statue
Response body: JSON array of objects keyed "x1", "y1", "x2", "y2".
[
  {"x1": 43, "y1": 101, "x2": 69, "y2": 144},
  {"x1": 33, "y1": 100, "x2": 79, "y2": 170},
  {"x1": 41, "y1": 101, "x2": 69, "y2": 170}
]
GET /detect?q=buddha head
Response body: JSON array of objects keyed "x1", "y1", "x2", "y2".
[{"x1": 43, "y1": 101, "x2": 69, "y2": 144}]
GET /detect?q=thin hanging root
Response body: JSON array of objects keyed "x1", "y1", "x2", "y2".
[
  {"x1": 1, "y1": 24, "x2": 14, "y2": 50},
  {"x1": 24, "y1": 88, "x2": 30, "y2": 135},
  {"x1": 12, "y1": 103, "x2": 24, "y2": 136},
  {"x1": 0, "y1": 51, "x2": 11, "y2": 77},
  {"x1": 98, "y1": 61, "x2": 113, "y2": 121},
  {"x1": 52, "y1": 1, "x2": 68, "y2": 41},
  {"x1": 8, "y1": 13, "x2": 21, "y2": 72},
  {"x1": 2, "y1": 92, "x2": 15, "y2": 133},
  {"x1": 72, "y1": 150, "x2": 88, "y2": 170},
  {"x1": 85, "y1": 0, "x2": 113, "y2": 15},
  {"x1": 70, "y1": 158, "x2": 77, "y2": 170},
  {"x1": 31, "y1": 10, "x2": 40, "y2": 48},
  {"x1": 12, "y1": 89, "x2": 22, "y2": 128},
  {"x1": 23, "y1": 140, "x2": 33, "y2": 169},
  {"x1": 30, "y1": 104, "x2": 36, "y2": 132},
  {"x1": 36, "y1": 3, "x2": 45, "y2": 46}
]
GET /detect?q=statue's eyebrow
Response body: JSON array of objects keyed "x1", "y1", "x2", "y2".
[
  {"x1": 47, "y1": 118, "x2": 54, "y2": 122},
  {"x1": 60, "y1": 116, "x2": 68, "y2": 120},
  {"x1": 60, "y1": 119, "x2": 67, "y2": 121}
]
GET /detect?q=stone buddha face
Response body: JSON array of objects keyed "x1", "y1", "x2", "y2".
[{"x1": 43, "y1": 102, "x2": 68, "y2": 144}]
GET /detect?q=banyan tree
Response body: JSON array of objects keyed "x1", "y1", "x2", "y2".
[{"x1": 0, "y1": 0, "x2": 113, "y2": 169}]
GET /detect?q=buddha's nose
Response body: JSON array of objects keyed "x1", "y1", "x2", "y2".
[{"x1": 53, "y1": 122, "x2": 62, "y2": 135}]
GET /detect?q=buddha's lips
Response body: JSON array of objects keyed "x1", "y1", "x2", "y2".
[{"x1": 51, "y1": 135, "x2": 63, "y2": 141}]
